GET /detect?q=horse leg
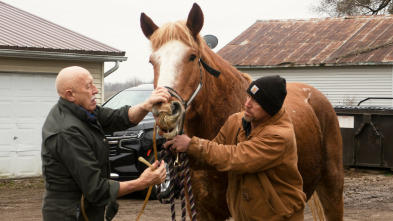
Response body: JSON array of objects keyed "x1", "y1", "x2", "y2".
[
  {"x1": 191, "y1": 170, "x2": 230, "y2": 221},
  {"x1": 316, "y1": 132, "x2": 344, "y2": 221}
]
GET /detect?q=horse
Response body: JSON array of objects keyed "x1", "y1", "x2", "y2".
[{"x1": 140, "y1": 3, "x2": 344, "y2": 221}]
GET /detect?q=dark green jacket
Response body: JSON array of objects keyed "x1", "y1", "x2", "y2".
[{"x1": 41, "y1": 97, "x2": 134, "y2": 221}]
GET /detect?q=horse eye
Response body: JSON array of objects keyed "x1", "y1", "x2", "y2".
[{"x1": 189, "y1": 54, "x2": 197, "y2": 62}]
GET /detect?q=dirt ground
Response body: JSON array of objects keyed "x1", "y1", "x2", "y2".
[{"x1": 0, "y1": 169, "x2": 392, "y2": 221}]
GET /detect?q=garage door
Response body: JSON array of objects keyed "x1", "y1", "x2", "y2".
[{"x1": 0, "y1": 72, "x2": 58, "y2": 178}]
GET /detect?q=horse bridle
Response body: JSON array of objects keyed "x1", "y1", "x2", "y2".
[
  {"x1": 155, "y1": 58, "x2": 220, "y2": 221},
  {"x1": 163, "y1": 57, "x2": 220, "y2": 134}
]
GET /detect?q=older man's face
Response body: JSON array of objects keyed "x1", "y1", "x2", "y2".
[{"x1": 73, "y1": 73, "x2": 99, "y2": 113}]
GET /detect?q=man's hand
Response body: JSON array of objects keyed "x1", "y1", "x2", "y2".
[
  {"x1": 143, "y1": 86, "x2": 171, "y2": 112},
  {"x1": 117, "y1": 160, "x2": 166, "y2": 197},
  {"x1": 163, "y1": 135, "x2": 191, "y2": 153},
  {"x1": 138, "y1": 160, "x2": 166, "y2": 187},
  {"x1": 128, "y1": 86, "x2": 170, "y2": 124}
]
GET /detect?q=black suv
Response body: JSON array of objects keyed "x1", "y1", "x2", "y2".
[{"x1": 103, "y1": 84, "x2": 170, "y2": 199}]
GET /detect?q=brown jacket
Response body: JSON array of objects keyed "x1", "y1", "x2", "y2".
[{"x1": 187, "y1": 108, "x2": 306, "y2": 220}]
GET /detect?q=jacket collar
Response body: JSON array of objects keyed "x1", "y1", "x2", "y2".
[{"x1": 58, "y1": 97, "x2": 98, "y2": 124}]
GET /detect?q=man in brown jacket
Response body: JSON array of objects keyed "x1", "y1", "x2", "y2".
[{"x1": 164, "y1": 75, "x2": 307, "y2": 220}]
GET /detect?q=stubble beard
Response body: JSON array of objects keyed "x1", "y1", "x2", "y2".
[{"x1": 243, "y1": 113, "x2": 253, "y2": 122}]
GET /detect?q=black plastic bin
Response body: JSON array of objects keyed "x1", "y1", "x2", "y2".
[{"x1": 334, "y1": 105, "x2": 393, "y2": 170}]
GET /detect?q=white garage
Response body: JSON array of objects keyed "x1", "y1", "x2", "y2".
[
  {"x1": 0, "y1": 72, "x2": 57, "y2": 178},
  {"x1": 0, "y1": 2, "x2": 127, "y2": 178}
]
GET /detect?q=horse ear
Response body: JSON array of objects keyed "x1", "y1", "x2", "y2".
[
  {"x1": 140, "y1": 13, "x2": 159, "y2": 39},
  {"x1": 186, "y1": 3, "x2": 204, "y2": 37}
]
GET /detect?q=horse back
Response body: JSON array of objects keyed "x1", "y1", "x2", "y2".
[{"x1": 284, "y1": 82, "x2": 341, "y2": 198}]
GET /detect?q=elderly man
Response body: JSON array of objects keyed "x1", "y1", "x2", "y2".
[
  {"x1": 164, "y1": 75, "x2": 307, "y2": 220},
  {"x1": 41, "y1": 66, "x2": 169, "y2": 221}
]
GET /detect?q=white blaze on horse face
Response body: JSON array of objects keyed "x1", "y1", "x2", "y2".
[{"x1": 153, "y1": 41, "x2": 189, "y2": 88}]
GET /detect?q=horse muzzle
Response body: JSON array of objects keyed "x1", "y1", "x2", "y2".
[{"x1": 152, "y1": 100, "x2": 185, "y2": 139}]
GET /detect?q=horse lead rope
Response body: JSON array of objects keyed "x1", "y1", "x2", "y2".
[
  {"x1": 135, "y1": 122, "x2": 198, "y2": 221},
  {"x1": 135, "y1": 122, "x2": 160, "y2": 221},
  {"x1": 157, "y1": 149, "x2": 178, "y2": 220},
  {"x1": 179, "y1": 152, "x2": 197, "y2": 220},
  {"x1": 81, "y1": 195, "x2": 89, "y2": 221},
  {"x1": 157, "y1": 149, "x2": 197, "y2": 221}
]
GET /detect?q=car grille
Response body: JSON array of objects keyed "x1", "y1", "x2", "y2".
[{"x1": 107, "y1": 135, "x2": 139, "y2": 156}]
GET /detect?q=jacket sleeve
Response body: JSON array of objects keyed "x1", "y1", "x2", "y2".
[
  {"x1": 187, "y1": 133, "x2": 287, "y2": 174},
  {"x1": 55, "y1": 132, "x2": 119, "y2": 206},
  {"x1": 187, "y1": 117, "x2": 232, "y2": 170},
  {"x1": 97, "y1": 105, "x2": 134, "y2": 134}
]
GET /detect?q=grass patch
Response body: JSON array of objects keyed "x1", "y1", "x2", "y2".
[{"x1": 0, "y1": 178, "x2": 44, "y2": 189}]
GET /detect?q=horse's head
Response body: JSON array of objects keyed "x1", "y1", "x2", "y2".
[{"x1": 140, "y1": 3, "x2": 210, "y2": 139}]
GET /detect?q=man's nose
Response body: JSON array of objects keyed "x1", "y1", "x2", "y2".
[
  {"x1": 93, "y1": 84, "x2": 99, "y2": 94},
  {"x1": 245, "y1": 97, "x2": 251, "y2": 107}
]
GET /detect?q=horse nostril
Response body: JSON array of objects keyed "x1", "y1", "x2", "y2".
[{"x1": 171, "y1": 101, "x2": 183, "y2": 115}]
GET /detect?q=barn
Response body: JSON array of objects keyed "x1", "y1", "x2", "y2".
[
  {"x1": 218, "y1": 15, "x2": 393, "y2": 107},
  {"x1": 218, "y1": 15, "x2": 393, "y2": 170},
  {"x1": 0, "y1": 2, "x2": 126, "y2": 178}
]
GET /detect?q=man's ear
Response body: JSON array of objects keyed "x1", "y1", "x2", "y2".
[{"x1": 64, "y1": 89, "x2": 76, "y2": 102}]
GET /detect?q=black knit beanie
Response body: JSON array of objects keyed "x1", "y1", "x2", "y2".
[{"x1": 246, "y1": 75, "x2": 287, "y2": 116}]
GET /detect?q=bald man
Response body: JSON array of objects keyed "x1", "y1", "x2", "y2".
[{"x1": 41, "y1": 66, "x2": 169, "y2": 221}]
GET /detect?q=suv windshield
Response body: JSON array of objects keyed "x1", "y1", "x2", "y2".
[{"x1": 104, "y1": 90, "x2": 152, "y2": 109}]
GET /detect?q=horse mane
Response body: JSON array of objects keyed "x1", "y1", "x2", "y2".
[
  {"x1": 149, "y1": 19, "x2": 251, "y2": 85},
  {"x1": 149, "y1": 20, "x2": 205, "y2": 55}
]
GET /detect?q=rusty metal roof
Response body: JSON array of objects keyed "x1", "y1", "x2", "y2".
[
  {"x1": 0, "y1": 1, "x2": 125, "y2": 57},
  {"x1": 218, "y1": 15, "x2": 393, "y2": 67}
]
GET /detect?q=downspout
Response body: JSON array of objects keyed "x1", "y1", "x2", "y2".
[
  {"x1": 104, "y1": 61, "x2": 120, "y2": 77},
  {"x1": 103, "y1": 61, "x2": 120, "y2": 102}
]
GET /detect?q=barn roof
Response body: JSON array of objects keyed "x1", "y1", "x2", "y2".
[
  {"x1": 218, "y1": 15, "x2": 393, "y2": 68},
  {"x1": 0, "y1": 1, "x2": 126, "y2": 61}
]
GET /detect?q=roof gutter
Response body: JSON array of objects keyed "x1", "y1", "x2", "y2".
[
  {"x1": 0, "y1": 49, "x2": 127, "y2": 62},
  {"x1": 234, "y1": 61, "x2": 393, "y2": 69},
  {"x1": 104, "y1": 61, "x2": 119, "y2": 77}
]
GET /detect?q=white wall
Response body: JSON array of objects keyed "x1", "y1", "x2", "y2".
[{"x1": 240, "y1": 66, "x2": 393, "y2": 107}]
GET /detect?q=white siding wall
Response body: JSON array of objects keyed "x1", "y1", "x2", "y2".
[{"x1": 241, "y1": 66, "x2": 393, "y2": 107}]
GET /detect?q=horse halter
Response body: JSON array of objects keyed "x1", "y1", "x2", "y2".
[
  {"x1": 164, "y1": 57, "x2": 220, "y2": 109},
  {"x1": 163, "y1": 57, "x2": 220, "y2": 134}
]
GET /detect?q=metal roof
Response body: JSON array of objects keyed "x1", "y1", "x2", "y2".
[
  {"x1": 0, "y1": 1, "x2": 126, "y2": 60},
  {"x1": 218, "y1": 15, "x2": 393, "y2": 68}
]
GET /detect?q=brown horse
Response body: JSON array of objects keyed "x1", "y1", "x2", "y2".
[{"x1": 140, "y1": 3, "x2": 344, "y2": 221}]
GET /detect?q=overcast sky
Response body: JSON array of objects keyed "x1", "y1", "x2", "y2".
[{"x1": 2, "y1": 0, "x2": 320, "y2": 83}]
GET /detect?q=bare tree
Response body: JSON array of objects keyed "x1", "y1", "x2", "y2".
[
  {"x1": 104, "y1": 77, "x2": 153, "y2": 101},
  {"x1": 312, "y1": 0, "x2": 393, "y2": 17}
]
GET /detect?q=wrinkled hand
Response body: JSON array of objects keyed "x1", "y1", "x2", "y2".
[
  {"x1": 144, "y1": 86, "x2": 170, "y2": 112},
  {"x1": 139, "y1": 160, "x2": 166, "y2": 187},
  {"x1": 163, "y1": 135, "x2": 191, "y2": 153}
]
